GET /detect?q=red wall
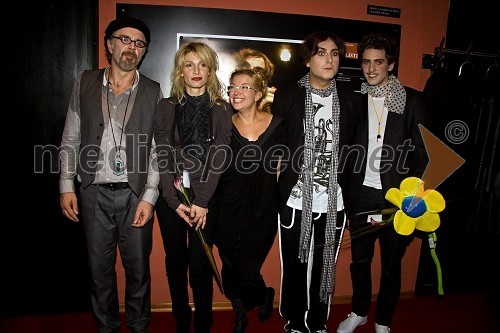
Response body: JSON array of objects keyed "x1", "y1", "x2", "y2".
[{"x1": 98, "y1": 0, "x2": 449, "y2": 307}]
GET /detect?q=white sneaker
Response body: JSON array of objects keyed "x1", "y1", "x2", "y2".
[
  {"x1": 374, "y1": 323, "x2": 390, "y2": 333},
  {"x1": 337, "y1": 312, "x2": 367, "y2": 333}
]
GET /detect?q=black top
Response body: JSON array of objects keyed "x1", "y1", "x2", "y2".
[
  {"x1": 215, "y1": 115, "x2": 283, "y2": 256},
  {"x1": 174, "y1": 93, "x2": 212, "y2": 162}
]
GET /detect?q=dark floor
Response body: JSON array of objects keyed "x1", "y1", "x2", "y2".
[{"x1": 0, "y1": 292, "x2": 497, "y2": 333}]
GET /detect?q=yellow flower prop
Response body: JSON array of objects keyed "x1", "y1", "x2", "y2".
[
  {"x1": 385, "y1": 177, "x2": 445, "y2": 236},
  {"x1": 385, "y1": 177, "x2": 447, "y2": 295}
]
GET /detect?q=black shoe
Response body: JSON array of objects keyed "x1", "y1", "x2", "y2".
[
  {"x1": 232, "y1": 314, "x2": 248, "y2": 333},
  {"x1": 231, "y1": 298, "x2": 248, "y2": 333},
  {"x1": 258, "y1": 287, "x2": 275, "y2": 321}
]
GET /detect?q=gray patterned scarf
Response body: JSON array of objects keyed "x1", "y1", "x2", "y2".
[
  {"x1": 360, "y1": 74, "x2": 406, "y2": 114},
  {"x1": 298, "y1": 73, "x2": 340, "y2": 303}
]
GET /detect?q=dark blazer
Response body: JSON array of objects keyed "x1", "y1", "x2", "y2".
[
  {"x1": 343, "y1": 87, "x2": 429, "y2": 216},
  {"x1": 271, "y1": 82, "x2": 362, "y2": 211},
  {"x1": 78, "y1": 69, "x2": 162, "y2": 196},
  {"x1": 154, "y1": 97, "x2": 233, "y2": 210}
]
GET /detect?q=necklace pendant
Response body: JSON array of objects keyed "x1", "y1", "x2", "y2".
[
  {"x1": 113, "y1": 156, "x2": 126, "y2": 176},
  {"x1": 377, "y1": 134, "x2": 382, "y2": 142}
]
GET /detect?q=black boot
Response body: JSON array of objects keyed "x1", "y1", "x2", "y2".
[
  {"x1": 258, "y1": 287, "x2": 275, "y2": 321},
  {"x1": 231, "y1": 299, "x2": 248, "y2": 333}
]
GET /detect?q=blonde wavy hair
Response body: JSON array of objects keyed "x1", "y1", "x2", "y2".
[{"x1": 170, "y1": 42, "x2": 225, "y2": 105}]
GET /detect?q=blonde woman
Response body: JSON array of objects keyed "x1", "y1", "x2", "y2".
[
  {"x1": 215, "y1": 68, "x2": 282, "y2": 333},
  {"x1": 154, "y1": 42, "x2": 232, "y2": 333}
]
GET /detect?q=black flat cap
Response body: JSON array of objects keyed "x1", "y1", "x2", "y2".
[{"x1": 105, "y1": 16, "x2": 151, "y2": 44}]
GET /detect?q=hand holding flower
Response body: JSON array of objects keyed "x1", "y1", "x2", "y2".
[
  {"x1": 172, "y1": 172, "x2": 223, "y2": 293},
  {"x1": 173, "y1": 176, "x2": 194, "y2": 223},
  {"x1": 189, "y1": 204, "x2": 209, "y2": 230},
  {"x1": 175, "y1": 203, "x2": 192, "y2": 225},
  {"x1": 166, "y1": 137, "x2": 223, "y2": 293}
]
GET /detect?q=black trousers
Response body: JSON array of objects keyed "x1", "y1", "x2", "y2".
[
  {"x1": 279, "y1": 205, "x2": 345, "y2": 332},
  {"x1": 218, "y1": 246, "x2": 269, "y2": 310},
  {"x1": 155, "y1": 195, "x2": 217, "y2": 333},
  {"x1": 349, "y1": 185, "x2": 413, "y2": 326},
  {"x1": 80, "y1": 184, "x2": 153, "y2": 333}
]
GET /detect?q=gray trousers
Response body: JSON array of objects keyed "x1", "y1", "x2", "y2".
[{"x1": 80, "y1": 184, "x2": 153, "y2": 333}]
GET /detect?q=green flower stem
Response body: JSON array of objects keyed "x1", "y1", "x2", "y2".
[
  {"x1": 315, "y1": 213, "x2": 398, "y2": 250},
  {"x1": 348, "y1": 213, "x2": 395, "y2": 241},
  {"x1": 428, "y1": 232, "x2": 444, "y2": 296},
  {"x1": 314, "y1": 240, "x2": 340, "y2": 250},
  {"x1": 380, "y1": 207, "x2": 398, "y2": 215},
  {"x1": 197, "y1": 228, "x2": 206, "y2": 243},
  {"x1": 181, "y1": 190, "x2": 191, "y2": 207}
]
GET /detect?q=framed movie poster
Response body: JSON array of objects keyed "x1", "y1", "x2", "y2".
[{"x1": 117, "y1": 4, "x2": 400, "y2": 93}]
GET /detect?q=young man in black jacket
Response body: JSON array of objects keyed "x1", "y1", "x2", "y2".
[
  {"x1": 272, "y1": 31, "x2": 361, "y2": 333},
  {"x1": 337, "y1": 32, "x2": 429, "y2": 333}
]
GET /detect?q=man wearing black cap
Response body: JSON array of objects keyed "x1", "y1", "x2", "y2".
[{"x1": 59, "y1": 16, "x2": 162, "y2": 333}]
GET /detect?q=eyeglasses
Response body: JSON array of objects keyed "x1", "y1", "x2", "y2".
[
  {"x1": 227, "y1": 84, "x2": 258, "y2": 93},
  {"x1": 110, "y1": 36, "x2": 148, "y2": 48}
]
